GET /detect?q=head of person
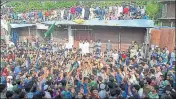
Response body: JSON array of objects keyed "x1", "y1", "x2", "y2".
[
  {"x1": 151, "y1": 85, "x2": 159, "y2": 93},
  {"x1": 6, "y1": 91, "x2": 14, "y2": 99},
  {"x1": 132, "y1": 84, "x2": 140, "y2": 93},
  {"x1": 77, "y1": 92, "x2": 83, "y2": 99},
  {"x1": 98, "y1": 39, "x2": 101, "y2": 42}
]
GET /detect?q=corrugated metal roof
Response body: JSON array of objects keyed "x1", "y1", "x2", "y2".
[
  {"x1": 10, "y1": 24, "x2": 35, "y2": 28},
  {"x1": 158, "y1": 0, "x2": 176, "y2": 2},
  {"x1": 42, "y1": 19, "x2": 155, "y2": 28}
]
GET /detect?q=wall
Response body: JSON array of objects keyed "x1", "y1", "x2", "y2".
[
  {"x1": 166, "y1": 2, "x2": 175, "y2": 18},
  {"x1": 161, "y1": 1, "x2": 175, "y2": 18},
  {"x1": 73, "y1": 25, "x2": 146, "y2": 51},
  {"x1": 52, "y1": 26, "x2": 68, "y2": 44},
  {"x1": 151, "y1": 28, "x2": 175, "y2": 52},
  {"x1": 15, "y1": 25, "x2": 146, "y2": 52},
  {"x1": 14, "y1": 27, "x2": 36, "y2": 41}
]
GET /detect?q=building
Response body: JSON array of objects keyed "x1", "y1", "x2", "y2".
[
  {"x1": 158, "y1": 0, "x2": 176, "y2": 27},
  {"x1": 6, "y1": 19, "x2": 154, "y2": 51}
]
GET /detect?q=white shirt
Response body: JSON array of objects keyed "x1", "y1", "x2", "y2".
[
  {"x1": 61, "y1": 9, "x2": 65, "y2": 19},
  {"x1": 9, "y1": 41, "x2": 15, "y2": 47},
  {"x1": 141, "y1": 8, "x2": 145, "y2": 15},
  {"x1": 7, "y1": 83, "x2": 13, "y2": 91},
  {"x1": 79, "y1": 42, "x2": 83, "y2": 50},
  {"x1": 44, "y1": 91, "x2": 52, "y2": 98},
  {"x1": 109, "y1": 6, "x2": 113, "y2": 12},
  {"x1": 130, "y1": 49, "x2": 137, "y2": 58},
  {"x1": 113, "y1": 6, "x2": 118, "y2": 10},
  {"x1": 65, "y1": 42, "x2": 72, "y2": 49},
  {"x1": 82, "y1": 8, "x2": 85, "y2": 18},
  {"x1": 118, "y1": 6, "x2": 123, "y2": 14},
  {"x1": 85, "y1": 42, "x2": 89, "y2": 53},
  {"x1": 166, "y1": 50, "x2": 169, "y2": 55},
  {"x1": 112, "y1": 53, "x2": 119, "y2": 61},
  {"x1": 82, "y1": 43, "x2": 87, "y2": 54},
  {"x1": 138, "y1": 88, "x2": 144, "y2": 98}
]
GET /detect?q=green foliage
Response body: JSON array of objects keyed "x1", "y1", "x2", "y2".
[{"x1": 146, "y1": 1, "x2": 160, "y2": 20}]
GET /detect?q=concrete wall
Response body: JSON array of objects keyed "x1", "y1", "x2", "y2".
[
  {"x1": 15, "y1": 25, "x2": 146, "y2": 51},
  {"x1": 72, "y1": 25, "x2": 146, "y2": 51}
]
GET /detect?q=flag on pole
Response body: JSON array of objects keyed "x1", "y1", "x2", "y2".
[{"x1": 44, "y1": 22, "x2": 56, "y2": 38}]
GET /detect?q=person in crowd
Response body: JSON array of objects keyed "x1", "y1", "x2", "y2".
[
  {"x1": 106, "y1": 40, "x2": 112, "y2": 52},
  {"x1": 85, "y1": 39, "x2": 90, "y2": 54},
  {"x1": 84, "y1": 6, "x2": 90, "y2": 20},
  {"x1": 170, "y1": 49, "x2": 175, "y2": 65},
  {"x1": 3, "y1": 3, "x2": 147, "y2": 23},
  {"x1": 89, "y1": 40, "x2": 95, "y2": 54},
  {"x1": 1, "y1": 38, "x2": 176, "y2": 99},
  {"x1": 81, "y1": 6, "x2": 85, "y2": 19},
  {"x1": 96, "y1": 39, "x2": 102, "y2": 56},
  {"x1": 70, "y1": 6, "x2": 76, "y2": 20}
]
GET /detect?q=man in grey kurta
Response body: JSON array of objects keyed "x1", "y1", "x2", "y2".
[
  {"x1": 89, "y1": 40, "x2": 95, "y2": 54},
  {"x1": 84, "y1": 6, "x2": 90, "y2": 20},
  {"x1": 106, "y1": 40, "x2": 112, "y2": 52},
  {"x1": 96, "y1": 40, "x2": 102, "y2": 54}
]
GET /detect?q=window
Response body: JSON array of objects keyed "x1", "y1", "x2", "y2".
[{"x1": 162, "y1": 4, "x2": 167, "y2": 18}]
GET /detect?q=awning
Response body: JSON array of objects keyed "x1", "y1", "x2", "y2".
[
  {"x1": 10, "y1": 24, "x2": 35, "y2": 28},
  {"x1": 42, "y1": 19, "x2": 155, "y2": 28}
]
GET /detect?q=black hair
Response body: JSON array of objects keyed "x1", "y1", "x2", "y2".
[
  {"x1": 143, "y1": 97, "x2": 150, "y2": 99},
  {"x1": 139, "y1": 80, "x2": 144, "y2": 88},
  {"x1": 146, "y1": 77, "x2": 152, "y2": 85},
  {"x1": 164, "y1": 85, "x2": 172, "y2": 93},
  {"x1": 16, "y1": 79, "x2": 21, "y2": 85},
  {"x1": 6, "y1": 91, "x2": 14, "y2": 99},
  {"x1": 25, "y1": 82, "x2": 33, "y2": 92},
  {"x1": 128, "y1": 96, "x2": 136, "y2": 99},
  {"x1": 118, "y1": 96, "x2": 125, "y2": 99},
  {"x1": 150, "y1": 68, "x2": 155, "y2": 74},
  {"x1": 170, "y1": 91, "x2": 176, "y2": 99},
  {"x1": 19, "y1": 91, "x2": 26, "y2": 99},
  {"x1": 110, "y1": 88, "x2": 117, "y2": 96},
  {"x1": 116, "y1": 88, "x2": 121, "y2": 96},
  {"x1": 0, "y1": 84, "x2": 6, "y2": 92},
  {"x1": 14, "y1": 88, "x2": 22, "y2": 94},
  {"x1": 132, "y1": 85, "x2": 140, "y2": 91},
  {"x1": 90, "y1": 87, "x2": 98, "y2": 93},
  {"x1": 153, "y1": 85, "x2": 159, "y2": 91},
  {"x1": 120, "y1": 83, "x2": 126, "y2": 91}
]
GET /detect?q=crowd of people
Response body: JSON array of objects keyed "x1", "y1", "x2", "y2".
[
  {"x1": 1, "y1": 3, "x2": 149, "y2": 24},
  {"x1": 0, "y1": 38, "x2": 175, "y2": 99}
]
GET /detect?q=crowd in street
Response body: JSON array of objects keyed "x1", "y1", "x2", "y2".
[
  {"x1": 1, "y1": 3, "x2": 149, "y2": 24},
  {"x1": 0, "y1": 38, "x2": 175, "y2": 99}
]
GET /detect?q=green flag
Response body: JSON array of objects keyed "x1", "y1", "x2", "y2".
[{"x1": 44, "y1": 22, "x2": 56, "y2": 37}]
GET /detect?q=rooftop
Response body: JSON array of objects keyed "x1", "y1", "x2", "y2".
[
  {"x1": 42, "y1": 19, "x2": 154, "y2": 28},
  {"x1": 1, "y1": 19, "x2": 155, "y2": 30},
  {"x1": 158, "y1": 17, "x2": 176, "y2": 20},
  {"x1": 158, "y1": 0, "x2": 176, "y2": 2}
]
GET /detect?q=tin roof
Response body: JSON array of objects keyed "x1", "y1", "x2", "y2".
[
  {"x1": 10, "y1": 24, "x2": 35, "y2": 28},
  {"x1": 158, "y1": 0, "x2": 176, "y2": 2},
  {"x1": 42, "y1": 19, "x2": 155, "y2": 28}
]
